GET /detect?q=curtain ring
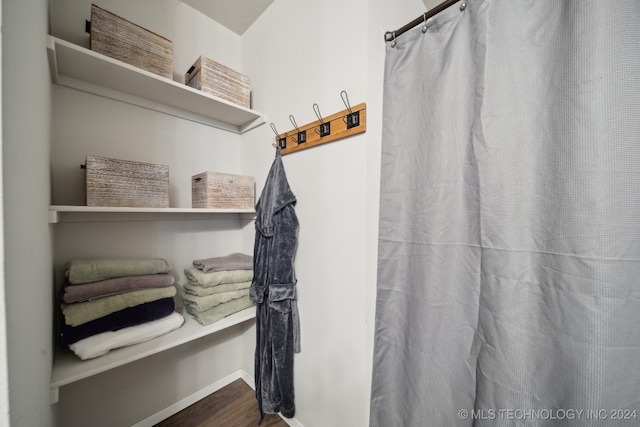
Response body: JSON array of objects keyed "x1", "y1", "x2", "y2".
[
  {"x1": 422, "y1": 13, "x2": 428, "y2": 33},
  {"x1": 391, "y1": 31, "x2": 396, "y2": 47}
]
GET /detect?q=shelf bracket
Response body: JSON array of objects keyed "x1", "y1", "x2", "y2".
[
  {"x1": 50, "y1": 387, "x2": 59, "y2": 404},
  {"x1": 48, "y1": 209, "x2": 59, "y2": 224}
]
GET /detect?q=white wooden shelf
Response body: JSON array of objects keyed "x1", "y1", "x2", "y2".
[
  {"x1": 46, "y1": 34, "x2": 261, "y2": 408},
  {"x1": 50, "y1": 306, "x2": 256, "y2": 403},
  {"x1": 48, "y1": 205, "x2": 256, "y2": 224},
  {"x1": 46, "y1": 35, "x2": 265, "y2": 133}
]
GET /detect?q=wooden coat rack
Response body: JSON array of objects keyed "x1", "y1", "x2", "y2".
[{"x1": 272, "y1": 92, "x2": 366, "y2": 155}]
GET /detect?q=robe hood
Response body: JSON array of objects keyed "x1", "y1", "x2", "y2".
[{"x1": 255, "y1": 148, "x2": 296, "y2": 237}]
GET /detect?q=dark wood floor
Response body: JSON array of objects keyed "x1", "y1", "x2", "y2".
[{"x1": 154, "y1": 378, "x2": 290, "y2": 427}]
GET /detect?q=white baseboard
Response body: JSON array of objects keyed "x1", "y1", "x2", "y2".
[
  {"x1": 132, "y1": 370, "x2": 243, "y2": 427},
  {"x1": 132, "y1": 369, "x2": 304, "y2": 427}
]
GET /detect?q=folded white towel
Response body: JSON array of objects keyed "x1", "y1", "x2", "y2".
[{"x1": 68, "y1": 311, "x2": 184, "y2": 360}]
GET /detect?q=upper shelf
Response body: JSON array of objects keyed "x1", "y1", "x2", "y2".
[{"x1": 46, "y1": 36, "x2": 265, "y2": 134}]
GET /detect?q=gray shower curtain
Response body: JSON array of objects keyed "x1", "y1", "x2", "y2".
[{"x1": 371, "y1": 1, "x2": 640, "y2": 426}]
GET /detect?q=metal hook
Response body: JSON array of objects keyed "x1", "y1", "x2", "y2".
[
  {"x1": 289, "y1": 114, "x2": 307, "y2": 144},
  {"x1": 289, "y1": 115, "x2": 299, "y2": 143},
  {"x1": 313, "y1": 104, "x2": 325, "y2": 125},
  {"x1": 341, "y1": 90, "x2": 360, "y2": 129},
  {"x1": 270, "y1": 123, "x2": 279, "y2": 148},
  {"x1": 422, "y1": 13, "x2": 428, "y2": 33},
  {"x1": 270, "y1": 123, "x2": 286, "y2": 149},
  {"x1": 289, "y1": 115, "x2": 301, "y2": 132},
  {"x1": 313, "y1": 103, "x2": 331, "y2": 137},
  {"x1": 340, "y1": 91, "x2": 353, "y2": 115},
  {"x1": 390, "y1": 31, "x2": 396, "y2": 47}
]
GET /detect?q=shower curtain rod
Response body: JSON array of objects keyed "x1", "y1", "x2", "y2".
[{"x1": 384, "y1": 0, "x2": 461, "y2": 42}]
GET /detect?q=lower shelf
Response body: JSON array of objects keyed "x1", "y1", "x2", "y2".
[{"x1": 50, "y1": 305, "x2": 256, "y2": 403}]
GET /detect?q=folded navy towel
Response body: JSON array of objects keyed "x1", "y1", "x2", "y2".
[{"x1": 59, "y1": 297, "x2": 175, "y2": 346}]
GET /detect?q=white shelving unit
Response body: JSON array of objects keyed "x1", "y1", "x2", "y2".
[
  {"x1": 46, "y1": 35, "x2": 265, "y2": 134},
  {"x1": 50, "y1": 306, "x2": 256, "y2": 403},
  {"x1": 47, "y1": 36, "x2": 263, "y2": 405}
]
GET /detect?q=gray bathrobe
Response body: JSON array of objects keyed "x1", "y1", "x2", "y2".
[{"x1": 250, "y1": 147, "x2": 301, "y2": 423}]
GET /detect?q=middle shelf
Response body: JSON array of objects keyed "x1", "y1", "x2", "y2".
[{"x1": 48, "y1": 205, "x2": 256, "y2": 224}]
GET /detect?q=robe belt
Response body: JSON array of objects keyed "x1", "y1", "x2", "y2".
[
  {"x1": 250, "y1": 282, "x2": 301, "y2": 353},
  {"x1": 250, "y1": 281, "x2": 296, "y2": 303}
]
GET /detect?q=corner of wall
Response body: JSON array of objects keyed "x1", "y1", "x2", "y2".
[{"x1": 3, "y1": 0, "x2": 54, "y2": 425}]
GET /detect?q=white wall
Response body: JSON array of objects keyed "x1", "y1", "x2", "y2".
[
  {"x1": 3, "y1": 0, "x2": 54, "y2": 426},
  {"x1": 239, "y1": 0, "x2": 425, "y2": 425}
]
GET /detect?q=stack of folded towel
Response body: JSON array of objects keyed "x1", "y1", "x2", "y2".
[
  {"x1": 183, "y1": 253, "x2": 255, "y2": 325},
  {"x1": 59, "y1": 258, "x2": 184, "y2": 360}
]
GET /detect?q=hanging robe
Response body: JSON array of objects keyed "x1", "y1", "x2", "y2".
[{"x1": 250, "y1": 147, "x2": 301, "y2": 423}]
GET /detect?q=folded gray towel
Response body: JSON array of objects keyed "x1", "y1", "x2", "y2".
[
  {"x1": 193, "y1": 252, "x2": 253, "y2": 273},
  {"x1": 63, "y1": 273, "x2": 175, "y2": 303}
]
